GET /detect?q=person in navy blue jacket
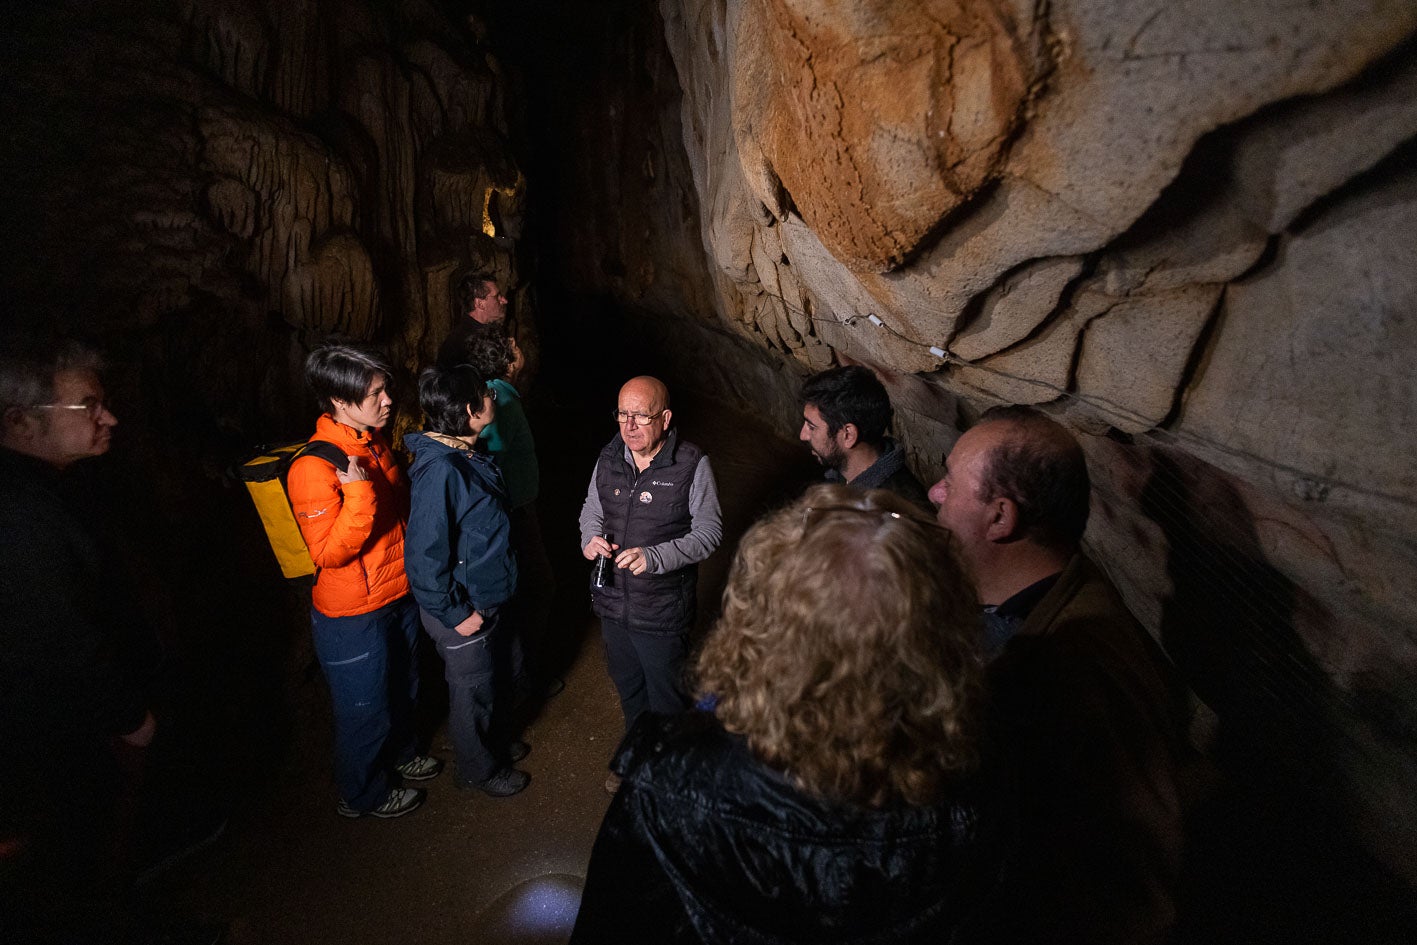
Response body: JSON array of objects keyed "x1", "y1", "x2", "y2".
[{"x1": 404, "y1": 364, "x2": 528, "y2": 797}]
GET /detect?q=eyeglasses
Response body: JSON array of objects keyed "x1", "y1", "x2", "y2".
[
  {"x1": 613, "y1": 409, "x2": 663, "y2": 427},
  {"x1": 30, "y1": 397, "x2": 112, "y2": 420}
]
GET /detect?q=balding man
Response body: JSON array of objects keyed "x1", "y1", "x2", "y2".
[
  {"x1": 579, "y1": 377, "x2": 721, "y2": 792},
  {"x1": 930, "y1": 405, "x2": 1186, "y2": 945}
]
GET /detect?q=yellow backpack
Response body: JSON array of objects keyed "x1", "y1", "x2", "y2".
[{"x1": 235, "y1": 440, "x2": 347, "y2": 579}]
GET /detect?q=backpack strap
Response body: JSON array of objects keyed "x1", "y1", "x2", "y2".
[{"x1": 295, "y1": 439, "x2": 349, "y2": 471}]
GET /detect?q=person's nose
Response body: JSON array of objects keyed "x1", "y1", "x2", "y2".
[
  {"x1": 97, "y1": 404, "x2": 118, "y2": 427},
  {"x1": 927, "y1": 478, "x2": 947, "y2": 507},
  {"x1": 798, "y1": 422, "x2": 810, "y2": 442}
]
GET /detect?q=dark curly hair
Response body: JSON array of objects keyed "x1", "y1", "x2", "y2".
[
  {"x1": 448, "y1": 322, "x2": 513, "y2": 380},
  {"x1": 800, "y1": 365, "x2": 893, "y2": 445}
]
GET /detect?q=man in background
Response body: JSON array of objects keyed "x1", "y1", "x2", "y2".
[
  {"x1": 799, "y1": 365, "x2": 929, "y2": 508},
  {"x1": 439, "y1": 272, "x2": 512, "y2": 369}
]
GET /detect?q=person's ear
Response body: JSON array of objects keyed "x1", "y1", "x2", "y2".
[
  {"x1": 3, "y1": 406, "x2": 39, "y2": 444},
  {"x1": 836, "y1": 423, "x2": 859, "y2": 450},
  {"x1": 660, "y1": 407, "x2": 673, "y2": 428},
  {"x1": 987, "y1": 496, "x2": 1019, "y2": 542}
]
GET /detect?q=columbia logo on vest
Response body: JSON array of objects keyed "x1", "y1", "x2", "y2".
[{"x1": 650, "y1": 480, "x2": 675, "y2": 487}]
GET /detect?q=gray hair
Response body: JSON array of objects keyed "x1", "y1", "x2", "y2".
[{"x1": 0, "y1": 332, "x2": 105, "y2": 415}]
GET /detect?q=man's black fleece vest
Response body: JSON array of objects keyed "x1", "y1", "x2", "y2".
[{"x1": 591, "y1": 428, "x2": 702, "y2": 634}]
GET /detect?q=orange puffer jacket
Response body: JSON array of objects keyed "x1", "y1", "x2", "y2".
[{"x1": 288, "y1": 415, "x2": 411, "y2": 617}]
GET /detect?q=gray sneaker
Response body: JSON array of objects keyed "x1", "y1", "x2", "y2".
[
  {"x1": 455, "y1": 767, "x2": 530, "y2": 797},
  {"x1": 337, "y1": 787, "x2": 425, "y2": 819},
  {"x1": 395, "y1": 755, "x2": 444, "y2": 782}
]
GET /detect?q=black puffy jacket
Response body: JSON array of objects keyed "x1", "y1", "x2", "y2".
[{"x1": 570, "y1": 711, "x2": 1008, "y2": 945}]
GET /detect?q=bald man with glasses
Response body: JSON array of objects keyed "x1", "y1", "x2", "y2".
[{"x1": 579, "y1": 376, "x2": 722, "y2": 793}]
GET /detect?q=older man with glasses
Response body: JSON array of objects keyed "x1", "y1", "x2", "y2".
[
  {"x1": 0, "y1": 334, "x2": 159, "y2": 917},
  {"x1": 579, "y1": 376, "x2": 722, "y2": 794}
]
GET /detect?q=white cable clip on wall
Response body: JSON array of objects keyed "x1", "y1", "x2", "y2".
[{"x1": 862, "y1": 312, "x2": 949, "y2": 360}]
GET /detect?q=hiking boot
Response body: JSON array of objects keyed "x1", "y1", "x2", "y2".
[
  {"x1": 604, "y1": 772, "x2": 622, "y2": 796},
  {"x1": 457, "y1": 767, "x2": 530, "y2": 797},
  {"x1": 337, "y1": 787, "x2": 425, "y2": 819},
  {"x1": 508, "y1": 740, "x2": 530, "y2": 763},
  {"x1": 395, "y1": 755, "x2": 444, "y2": 782}
]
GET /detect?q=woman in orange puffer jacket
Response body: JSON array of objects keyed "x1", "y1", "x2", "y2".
[{"x1": 288, "y1": 344, "x2": 442, "y2": 820}]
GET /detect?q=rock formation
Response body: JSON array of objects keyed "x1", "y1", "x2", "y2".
[
  {"x1": 0, "y1": 0, "x2": 527, "y2": 441},
  {"x1": 641, "y1": 0, "x2": 1417, "y2": 877}
]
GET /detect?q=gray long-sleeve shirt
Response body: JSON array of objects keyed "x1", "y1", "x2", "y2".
[{"x1": 578, "y1": 448, "x2": 722, "y2": 575}]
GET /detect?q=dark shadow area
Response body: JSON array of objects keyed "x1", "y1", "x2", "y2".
[
  {"x1": 1139, "y1": 449, "x2": 1417, "y2": 944},
  {"x1": 1, "y1": 428, "x2": 315, "y2": 942}
]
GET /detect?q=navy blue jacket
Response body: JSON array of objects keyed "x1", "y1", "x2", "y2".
[{"x1": 403, "y1": 432, "x2": 516, "y2": 629}]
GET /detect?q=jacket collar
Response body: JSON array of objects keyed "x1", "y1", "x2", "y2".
[
  {"x1": 827, "y1": 436, "x2": 908, "y2": 489},
  {"x1": 315, "y1": 413, "x2": 379, "y2": 450},
  {"x1": 422, "y1": 431, "x2": 477, "y2": 452},
  {"x1": 1015, "y1": 553, "x2": 1088, "y2": 639}
]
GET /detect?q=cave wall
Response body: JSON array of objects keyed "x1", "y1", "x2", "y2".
[
  {"x1": 538, "y1": 0, "x2": 1417, "y2": 879},
  {"x1": 0, "y1": 0, "x2": 527, "y2": 451}
]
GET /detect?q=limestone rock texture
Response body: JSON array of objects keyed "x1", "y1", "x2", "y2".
[
  {"x1": 653, "y1": 0, "x2": 1417, "y2": 875},
  {"x1": 0, "y1": 0, "x2": 527, "y2": 446}
]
